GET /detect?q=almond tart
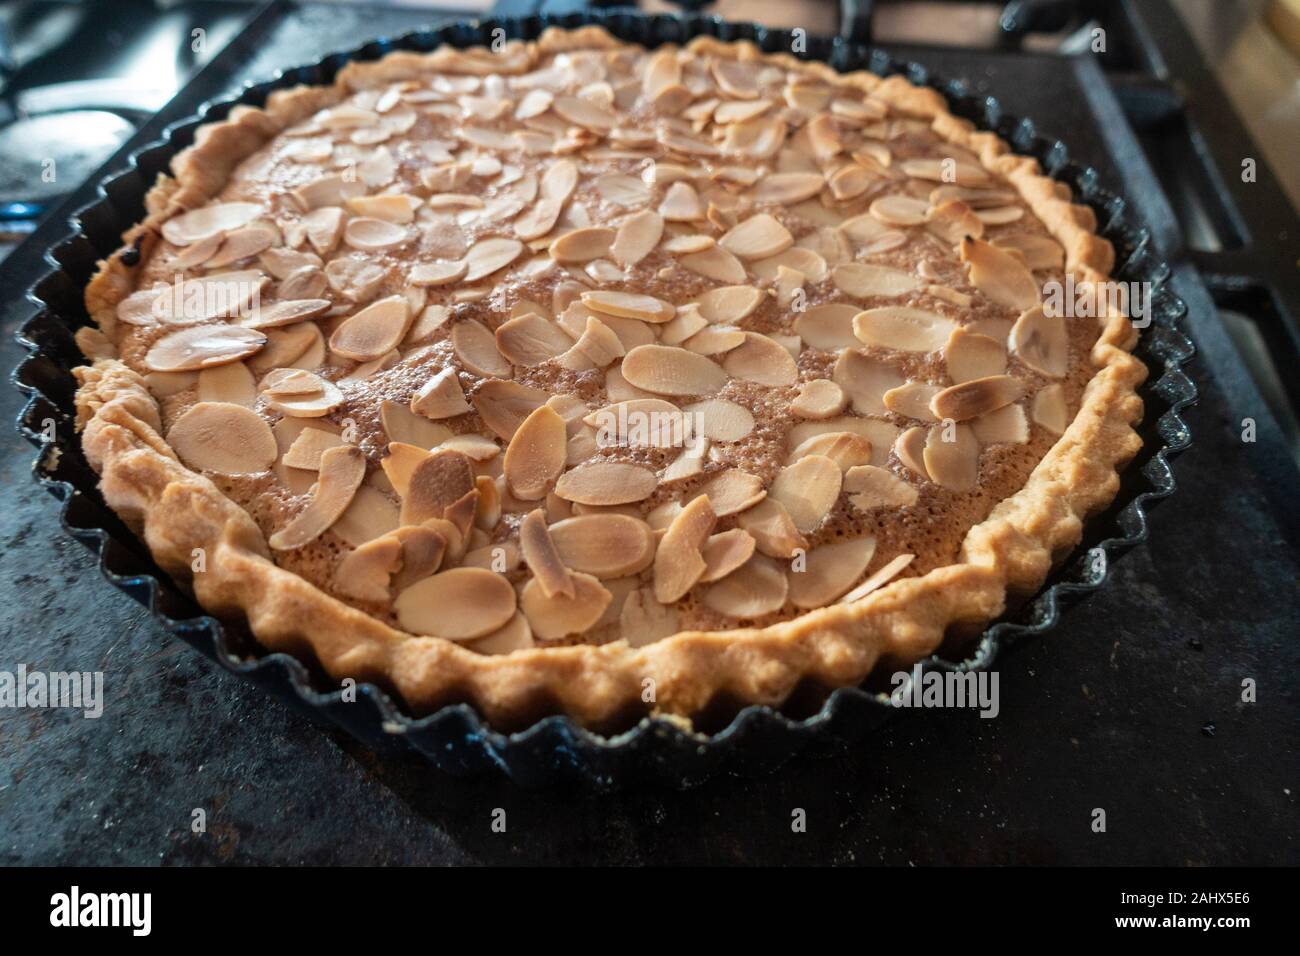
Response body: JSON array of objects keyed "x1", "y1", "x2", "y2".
[{"x1": 72, "y1": 27, "x2": 1145, "y2": 728}]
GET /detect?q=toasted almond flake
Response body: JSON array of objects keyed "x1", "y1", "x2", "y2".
[
  {"x1": 972, "y1": 402, "x2": 1030, "y2": 445},
  {"x1": 411, "y1": 367, "x2": 471, "y2": 419},
  {"x1": 197, "y1": 362, "x2": 256, "y2": 407},
  {"x1": 658, "y1": 181, "x2": 705, "y2": 221},
  {"x1": 406, "y1": 303, "x2": 452, "y2": 345},
  {"x1": 276, "y1": 265, "x2": 328, "y2": 302},
  {"x1": 654, "y1": 495, "x2": 716, "y2": 603},
  {"x1": 452, "y1": 319, "x2": 512, "y2": 378},
  {"x1": 923, "y1": 422, "x2": 979, "y2": 492},
  {"x1": 729, "y1": 498, "x2": 802, "y2": 559},
  {"x1": 472, "y1": 379, "x2": 549, "y2": 440},
  {"x1": 410, "y1": 260, "x2": 467, "y2": 286},
  {"x1": 343, "y1": 217, "x2": 408, "y2": 252},
  {"x1": 660, "y1": 304, "x2": 708, "y2": 344},
  {"x1": 242, "y1": 298, "x2": 331, "y2": 330},
  {"x1": 926, "y1": 199, "x2": 985, "y2": 244},
  {"x1": 683, "y1": 326, "x2": 746, "y2": 355},
  {"x1": 991, "y1": 233, "x2": 1065, "y2": 271},
  {"x1": 596, "y1": 171, "x2": 651, "y2": 207},
  {"x1": 790, "y1": 418, "x2": 898, "y2": 467},
  {"x1": 325, "y1": 256, "x2": 387, "y2": 302},
  {"x1": 788, "y1": 536, "x2": 878, "y2": 609},
  {"x1": 333, "y1": 536, "x2": 402, "y2": 602},
  {"x1": 553, "y1": 95, "x2": 616, "y2": 131},
  {"x1": 894, "y1": 426, "x2": 930, "y2": 479},
  {"x1": 329, "y1": 294, "x2": 411, "y2": 361},
  {"x1": 844, "y1": 464, "x2": 918, "y2": 511},
  {"x1": 567, "y1": 316, "x2": 626, "y2": 368},
  {"x1": 269, "y1": 445, "x2": 366, "y2": 550},
  {"x1": 975, "y1": 205, "x2": 1024, "y2": 225},
  {"x1": 400, "y1": 449, "x2": 476, "y2": 525},
  {"x1": 462, "y1": 237, "x2": 524, "y2": 283},
  {"x1": 554, "y1": 461, "x2": 658, "y2": 506},
  {"x1": 610, "y1": 209, "x2": 663, "y2": 266},
  {"x1": 520, "y1": 572, "x2": 611, "y2": 640},
  {"x1": 832, "y1": 262, "x2": 922, "y2": 298},
  {"x1": 282, "y1": 426, "x2": 345, "y2": 469},
  {"x1": 662, "y1": 436, "x2": 709, "y2": 482},
  {"x1": 853, "y1": 306, "x2": 956, "y2": 353},
  {"x1": 868, "y1": 194, "x2": 929, "y2": 227},
  {"x1": 883, "y1": 381, "x2": 942, "y2": 422},
  {"x1": 515, "y1": 87, "x2": 553, "y2": 120},
  {"x1": 788, "y1": 431, "x2": 874, "y2": 472},
  {"x1": 791, "y1": 379, "x2": 846, "y2": 419},
  {"x1": 549, "y1": 514, "x2": 655, "y2": 579},
  {"x1": 701, "y1": 554, "x2": 787, "y2": 619},
  {"x1": 519, "y1": 508, "x2": 575, "y2": 598},
  {"x1": 291, "y1": 174, "x2": 364, "y2": 212},
  {"x1": 261, "y1": 371, "x2": 343, "y2": 418},
  {"x1": 145, "y1": 325, "x2": 266, "y2": 372},
  {"x1": 945, "y1": 326, "x2": 1007, "y2": 383},
  {"x1": 494, "y1": 313, "x2": 573, "y2": 366},
  {"x1": 831, "y1": 350, "x2": 904, "y2": 417},
  {"x1": 394, "y1": 567, "x2": 516, "y2": 640},
  {"x1": 960, "y1": 237, "x2": 1040, "y2": 310},
  {"x1": 838, "y1": 553, "x2": 914, "y2": 604},
  {"x1": 696, "y1": 285, "x2": 764, "y2": 324},
  {"x1": 771, "y1": 455, "x2": 842, "y2": 532},
  {"x1": 503, "y1": 405, "x2": 566, "y2": 500},
  {"x1": 621, "y1": 344, "x2": 728, "y2": 396},
  {"x1": 899, "y1": 157, "x2": 989, "y2": 185},
  {"x1": 438, "y1": 435, "x2": 499, "y2": 462},
  {"x1": 1032, "y1": 383, "x2": 1068, "y2": 435},
  {"x1": 581, "y1": 290, "x2": 675, "y2": 322},
  {"x1": 750, "y1": 172, "x2": 825, "y2": 204},
  {"x1": 1009, "y1": 305, "x2": 1068, "y2": 378},
  {"x1": 682, "y1": 399, "x2": 754, "y2": 442},
  {"x1": 346, "y1": 193, "x2": 419, "y2": 224},
  {"x1": 693, "y1": 468, "x2": 765, "y2": 517},
  {"x1": 723, "y1": 332, "x2": 798, "y2": 386},
  {"x1": 930, "y1": 374, "x2": 1024, "y2": 421},
  {"x1": 381, "y1": 399, "x2": 452, "y2": 449},
  {"x1": 661, "y1": 233, "x2": 714, "y2": 254},
  {"x1": 551, "y1": 226, "x2": 616, "y2": 263},
  {"x1": 162, "y1": 201, "x2": 261, "y2": 246},
  {"x1": 206, "y1": 222, "x2": 278, "y2": 268},
  {"x1": 380, "y1": 442, "x2": 429, "y2": 498},
  {"x1": 390, "y1": 525, "x2": 452, "y2": 592},
  {"x1": 794, "y1": 303, "x2": 860, "y2": 351},
  {"x1": 719, "y1": 213, "x2": 793, "y2": 260},
  {"x1": 699, "y1": 529, "x2": 757, "y2": 583},
  {"x1": 167, "y1": 402, "x2": 276, "y2": 476},
  {"x1": 585, "y1": 398, "x2": 685, "y2": 448},
  {"x1": 680, "y1": 245, "x2": 747, "y2": 283},
  {"x1": 470, "y1": 611, "x2": 534, "y2": 655},
  {"x1": 828, "y1": 163, "x2": 876, "y2": 201}
]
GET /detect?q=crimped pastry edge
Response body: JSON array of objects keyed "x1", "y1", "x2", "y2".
[{"x1": 72, "y1": 26, "x2": 1147, "y2": 729}]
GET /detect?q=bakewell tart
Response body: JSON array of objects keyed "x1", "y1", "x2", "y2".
[{"x1": 72, "y1": 26, "x2": 1146, "y2": 728}]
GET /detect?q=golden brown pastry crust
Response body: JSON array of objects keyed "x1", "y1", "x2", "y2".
[{"x1": 74, "y1": 27, "x2": 1145, "y2": 728}]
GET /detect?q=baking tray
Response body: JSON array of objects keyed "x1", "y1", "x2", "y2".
[{"x1": 11, "y1": 8, "x2": 1196, "y2": 789}]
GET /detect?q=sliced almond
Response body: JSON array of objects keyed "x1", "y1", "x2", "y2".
[
  {"x1": 681, "y1": 399, "x2": 754, "y2": 442},
  {"x1": 844, "y1": 464, "x2": 918, "y2": 511},
  {"x1": 694, "y1": 469, "x2": 765, "y2": 517},
  {"x1": 945, "y1": 326, "x2": 1007, "y2": 383},
  {"x1": 344, "y1": 217, "x2": 409, "y2": 252},
  {"x1": 282, "y1": 426, "x2": 345, "y2": 469},
  {"x1": 242, "y1": 298, "x2": 331, "y2": 330},
  {"x1": 162, "y1": 201, "x2": 261, "y2": 246},
  {"x1": 839, "y1": 553, "x2": 914, "y2": 604},
  {"x1": 788, "y1": 536, "x2": 878, "y2": 609},
  {"x1": 463, "y1": 237, "x2": 524, "y2": 282},
  {"x1": 452, "y1": 319, "x2": 512, "y2": 378},
  {"x1": 788, "y1": 431, "x2": 874, "y2": 471},
  {"x1": 789, "y1": 417, "x2": 898, "y2": 466},
  {"x1": 930, "y1": 375, "x2": 1025, "y2": 421},
  {"x1": 548, "y1": 514, "x2": 655, "y2": 579},
  {"x1": 791, "y1": 379, "x2": 847, "y2": 419},
  {"x1": 696, "y1": 285, "x2": 765, "y2": 324},
  {"x1": 679, "y1": 245, "x2": 747, "y2": 283},
  {"x1": 923, "y1": 422, "x2": 980, "y2": 492},
  {"x1": 410, "y1": 260, "x2": 468, "y2": 286},
  {"x1": 976, "y1": 206, "x2": 1024, "y2": 225},
  {"x1": 331, "y1": 485, "x2": 400, "y2": 549},
  {"x1": 700, "y1": 529, "x2": 757, "y2": 583},
  {"x1": 961, "y1": 237, "x2": 1040, "y2": 310},
  {"x1": 662, "y1": 233, "x2": 715, "y2": 254},
  {"x1": 972, "y1": 402, "x2": 1030, "y2": 445},
  {"x1": 992, "y1": 233, "x2": 1065, "y2": 271},
  {"x1": 894, "y1": 426, "x2": 930, "y2": 479},
  {"x1": 662, "y1": 436, "x2": 709, "y2": 482},
  {"x1": 268, "y1": 445, "x2": 366, "y2": 550},
  {"x1": 719, "y1": 213, "x2": 793, "y2": 260},
  {"x1": 554, "y1": 461, "x2": 658, "y2": 506},
  {"x1": 333, "y1": 535, "x2": 403, "y2": 603},
  {"x1": 261, "y1": 370, "x2": 343, "y2": 418},
  {"x1": 520, "y1": 572, "x2": 611, "y2": 640},
  {"x1": 551, "y1": 226, "x2": 616, "y2": 264},
  {"x1": 611, "y1": 209, "x2": 663, "y2": 266},
  {"x1": 771, "y1": 455, "x2": 842, "y2": 532},
  {"x1": 832, "y1": 349, "x2": 906, "y2": 416},
  {"x1": 853, "y1": 306, "x2": 956, "y2": 353},
  {"x1": 472, "y1": 379, "x2": 549, "y2": 440},
  {"x1": 399, "y1": 449, "x2": 476, "y2": 525},
  {"x1": 832, "y1": 262, "x2": 921, "y2": 298},
  {"x1": 683, "y1": 326, "x2": 746, "y2": 355},
  {"x1": 329, "y1": 295, "x2": 411, "y2": 361},
  {"x1": 167, "y1": 402, "x2": 276, "y2": 476},
  {"x1": 471, "y1": 611, "x2": 535, "y2": 655},
  {"x1": 654, "y1": 495, "x2": 716, "y2": 603},
  {"x1": 1009, "y1": 305, "x2": 1068, "y2": 378},
  {"x1": 582, "y1": 290, "x2": 675, "y2": 323},
  {"x1": 883, "y1": 381, "x2": 942, "y2": 422},
  {"x1": 722, "y1": 332, "x2": 798, "y2": 386},
  {"x1": 567, "y1": 316, "x2": 626, "y2": 369},
  {"x1": 1032, "y1": 383, "x2": 1068, "y2": 435},
  {"x1": 586, "y1": 398, "x2": 685, "y2": 449},
  {"x1": 411, "y1": 367, "x2": 471, "y2": 419},
  {"x1": 751, "y1": 172, "x2": 825, "y2": 204},
  {"x1": 145, "y1": 325, "x2": 266, "y2": 372},
  {"x1": 390, "y1": 525, "x2": 451, "y2": 592},
  {"x1": 658, "y1": 181, "x2": 705, "y2": 221},
  {"x1": 382, "y1": 399, "x2": 452, "y2": 449},
  {"x1": 519, "y1": 508, "x2": 574, "y2": 598},
  {"x1": 868, "y1": 195, "x2": 929, "y2": 227},
  {"x1": 503, "y1": 405, "x2": 566, "y2": 500},
  {"x1": 794, "y1": 303, "x2": 860, "y2": 351},
  {"x1": 735, "y1": 498, "x2": 806, "y2": 559},
  {"x1": 380, "y1": 442, "x2": 429, "y2": 498},
  {"x1": 197, "y1": 362, "x2": 256, "y2": 407},
  {"x1": 494, "y1": 313, "x2": 573, "y2": 366},
  {"x1": 926, "y1": 199, "x2": 985, "y2": 245},
  {"x1": 701, "y1": 554, "x2": 787, "y2": 619},
  {"x1": 394, "y1": 567, "x2": 516, "y2": 640},
  {"x1": 900, "y1": 158, "x2": 989, "y2": 185},
  {"x1": 621, "y1": 344, "x2": 727, "y2": 396}
]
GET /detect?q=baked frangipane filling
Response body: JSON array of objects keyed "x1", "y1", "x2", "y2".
[{"x1": 75, "y1": 28, "x2": 1143, "y2": 720}]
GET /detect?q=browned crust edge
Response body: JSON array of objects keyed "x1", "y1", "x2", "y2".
[{"x1": 71, "y1": 26, "x2": 1147, "y2": 728}]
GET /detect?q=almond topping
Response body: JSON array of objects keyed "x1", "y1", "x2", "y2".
[
  {"x1": 894, "y1": 426, "x2": 931, "y2": 479},
  {"x1": 945, "y1": 326, "x2": 1007, "y2": 383},
  {"x1": 260, "y1": 369, "x2": 343, "y2": 418},
  {"x1": 495, "y1": 313, "x2": 574, "y2": 366},
  {"x1": 839, "y1": 553, "x2": 914, "y2": 604},
  {"x1": 399, "y1": 449, "x2": 476, "y2": 525},
  {"x1": 868, "y1": 195, "x2": 929, "y2": 227},
  {"x1": 411, "y1": 367, "x2": 471, "y2": 419},
  {"x1": 992, "y1": 233, "x2": 1065, "y2": 271},
  {"x1": 621, "y1": 344, "x2": 728, "y2": 396},
  {"x1": 719, "y1": 213, "x2": 793, "y2": 260},
  {"x1": 960, "y1": 237, "x2": 1040, "y2": 310},
  {"x1": 269, "y1": 445, "x2": 366, "y2": 550},
  {"x1": 586, "y1": 398, "x2": 685, "y2": 448},
  {"x1": 410, "y1": 260, "x2": 468, "y2": 286},
  {"x1": 1009, "y1": 305, "x2": 1068, "y2": 378},
  {"x1": 329, "y1": 295, "x2": 411, "y2": 361},
  {"x1": 382, "y1": 399, "x2": 452, "y2": 449},
  {"x1": 519, "y1": 509, "x2": 575, "y2": 599},
  {"x1": 145, "y1": 325, "x2": 266, "y2": 372},
  {"x1": 582, "y1": 290, "x2": 675, "y2": 322},
  {"x1": 344, "y1": 217, "x2": 408, "y2": 252},
  {"x1": 694, "y1": 468, "x2": 765, "y2": 516},
  {"x1": 735, "y1": 498, "x2": 807, "y2": 559},
  {"x1": 832, "y1": 350, "x2": 906, "y2": 416},
  {"x1": 832, "y1": 262, "x2": 921, "y2": 298},
  {"x1": 1032, "y1": 384, "x2": 1068, "y2": 435},
  {"x1": 701, "y1": 554, "x2": 787, "y2": 619},
  {"x1": 611, "y1": 209, "x2": 663, "y2": 266},
  {"x1": 503, "y1": 405, "x2": 567, "y2": 500},
  {"x1": 555, "y1": 461, "x2": 657, "y2": 506},
  {"x1": 471, "y1": 612, "x2": 535, "y2": 655},
  {"x1": 452, "y1": 319, "x2": 512, "y2": 378},
  {"x1": 472, "y1": 379, "x2": 549, "y2": 440},
  {"x1": 463, "y1": 237, "x2": 524, "y2": 281},
  {"x1": 520, "y1": 572, "x2": 611, "y2": 640},
  {"x1": 391, "y1": 526, "x2": 450, "y2": 592},
  {"x1": 751, "y1": 172, "x2": 825, "y2": 204},
  {"x1": 788, "y1": 536, "x2": 878, "y2": 609},
  {"x1": 548, "y1": 514, "x2": 656, "y2": 579},
  {"x1": 722, "y1": 332, "x2": 798, "y2": 386},
  {"x1": 333, "y1": 535, "x2": 403, "y2": 602},
  {"x1": 930, "y1": 375, "x2": 1025, "y2": 421},
  {"x1": 681, "y1": 399, "x2": 754, "y2": 441},
  {"x1": 380, "y1": 442, "x2": 429, "y2": 498},
  {"x1": 794, "y1": 303, "x2": 860, "y2": 351},
  {"x1": 679, "y1": 245, "x2": 747, "y2": 283},
  {"x1": 923, "y1": 422, "x2": 980, "y2": 492},
  {"x1": 700, "y1": 529, "x2": 757, "y2": 583},
  {"x1": 394, "y1": 568, "x2": 516, "y2": 640},
  {"x1": 197, "y1": 362, "x2": 256, "y2": 407},
  {"x1": 242, "y1": 298, "x2": 331, "y2": 330},
  {"x1": 771, "y1": 455, "x2": 842, "y2": 532},
  {"x1": 167, "y1": 402, "x2": 276, "y2": 476},
  {"x1": 972, "y1": 402, "x2": 1030, "y2": 445},
  {"x1": 844, "y1": 464, "x2": 918, "y2": 511},
  {"x1": 551, "y1": 226, "x2": 616, "y2": 263},
  {"x1": 282, "y1": 426, "x2": 345, "y2": 469},
  {"x1": 853, "y1": 306, "x2": 956, "y2": 353},
  {"x1": 883, "y1": 381, "x2": 942, "y2": 422},
  {"x1": 926, "y1": 200, "x2": 985, "y2": 244},
  {"x1": 791, "y1": 379, "x2": 847, "y2": 419},
  {"x1": 696, "y1": 285, "x2": 765, "y2": 324},
  {"x1": 161, "y1": 201, "x2": 261, "y2": 246},
  {"x1": 659, "y1": 181, "x2": 705, "y2": 221},
  {"x1": 654, "y1": 495, "x2": 717, "y2": 603},
  {"x1": 788, "y1": 431, "x2": 873, "y2": 471}
]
